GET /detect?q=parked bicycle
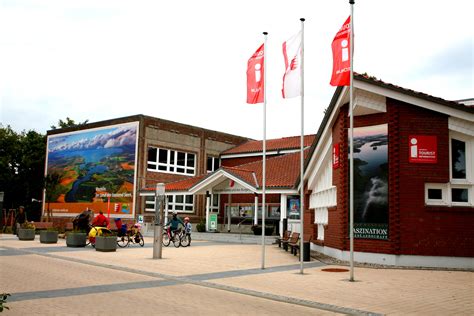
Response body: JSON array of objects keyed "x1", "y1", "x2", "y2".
[{"x1": 116, "y1": 223, "x2": 144, "y2": 248}]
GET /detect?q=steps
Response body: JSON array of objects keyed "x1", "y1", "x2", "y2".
[{"x1": 143, "y1": 230, "x2": 278, "y2": 245}]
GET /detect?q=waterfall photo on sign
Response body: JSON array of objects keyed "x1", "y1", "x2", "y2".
[{"x1": 349, "y1": 124, "x2": 388, "y2": 240}]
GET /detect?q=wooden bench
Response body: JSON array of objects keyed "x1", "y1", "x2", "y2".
[
  {"x1": 282, "y1": 232, "x2": 299, "y2": 252},
  {"x1": 291, "y1": 234, "x2": 312, "y2": 256},
  {"x1": 276, "y1": 230, "x2": 291, "y2": 248},
  {"x1": 33, "y1": 222, "x2": 53, "y2": 230}
]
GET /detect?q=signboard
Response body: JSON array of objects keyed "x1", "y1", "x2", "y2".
[
  {"x1": 287, "y1": 196, "x2": 300, "y2": 220},
  {"x1": 138, "y1": 215, "x2": 144, "y2": 224},
  {"x1": 45, "y1": 122, "x2": 139, "y2": 218},
  {"x1": 333, "y1": 143, "x2": 340, "y2": 169},
  {"x1": 408, "y1": 135, "x2": 437, "y2": 163},
  {"x1": 209, "y1": 214, "x2": 218, "y2": 231},
  {"x1": 213, "y1": 179, "x2": 253, "y2": 194},
  {"x1": 350, "y1": 124, "x2": 389, "y2": 240}
]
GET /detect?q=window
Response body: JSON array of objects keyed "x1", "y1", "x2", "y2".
[
  {"x1": 427, "y1": 189, "x2": 442, "y2": 200},
  {"x1": 145, "y1": 194, "x2": 194, "y2": 213},
  {"x1": 210, "y1": 194, "x2": 219, "y2": 212},
  {"x1": 147, "y1": 147, "x2": 196, "y2": 175},
  {"x1": 207, "y1": 156, "x2": 220, "y2": 173},
  {"x1": 452, "y1": 188, "x2": 468, "y2": 203},
  {"x1": 451, "y1": 139, "x2": 466, "y2": 179}
]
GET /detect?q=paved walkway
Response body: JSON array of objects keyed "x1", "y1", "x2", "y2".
[{"x1": 1, "y1": 234, "x2": 473, "y2": 315}]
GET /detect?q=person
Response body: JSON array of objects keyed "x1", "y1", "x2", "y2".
[
  {"x1": 183, "y1": 217, "x2": 192, "y2": 246},
  {"x1": 73, "y1": 208, "x2": 93, "y2": 231},
  {"x1": 92, "y1": 211, "x2": 109, "y2": 227},
  {"x1": 14, "y1": 206, "x2": 27, "y2": 235},
  {"x1": 166, "y1": 211, "x2": 184, "y2": 240}
]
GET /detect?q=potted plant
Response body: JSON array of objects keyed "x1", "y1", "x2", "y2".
[
  {"x1": 18, "y1": 222, "x2": 36, "y2": 240},
  {"x1": 95, "y1": 231, "x2": 117, "y2": 252},
  {"x1": 66, "y1": 230, "x2": 87, "y2": 247},
  {"x1": 40, "y1": 227, "x2": 59, "y2": 244},
  {"x1": 196, "y1": 218, "x2": 206, "y2": 232}
]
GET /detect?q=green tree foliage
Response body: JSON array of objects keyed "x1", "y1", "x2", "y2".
[
  {"x1": 50, "y1": 117, "x2": 89, "y2": 130},
  {"x1": 0, "y1": 125, "x2": 45, "y2": 219},
  {"x1": 44, "y1": 173, "x2": 61, "y2": 221}
]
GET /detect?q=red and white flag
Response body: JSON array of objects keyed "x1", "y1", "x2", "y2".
[
  {"x1": 330, "y1": 16, "x2": 351, "y2": 86},
  {"x1": 247, "y1": 43, "x2": 264, "y2": 104},
  {"x1": 282, "y1": 31, "x2": 302, "y2": 98}
]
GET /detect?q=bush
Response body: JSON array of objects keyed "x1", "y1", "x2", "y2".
[
  {"x1": 196, "y1": 219, "x2": 206, "y2": 232},
  {"x1": 21, "y1": 222, "x2": 35, "y2": 230}
]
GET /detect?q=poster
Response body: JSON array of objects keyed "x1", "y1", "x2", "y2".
[
  {"x1": 45, "y1": 122, "x2": 138, "y2": 218},
  {"x1": 287, "y1": 196, "x2": 300, "y2": 220},
  {"x1": 350, "y1": 124, "x2": 389, "y2": 240}
]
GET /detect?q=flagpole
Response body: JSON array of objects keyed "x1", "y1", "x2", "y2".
[
  {"x1": 261, "y1": 31, "x2": 268, "y2": 270},
  {"x1": 349, "y1": 0, "x2": 355, "y2": 282},
  {"x1": 299, "y1": 18, "x2": 305, "y2": 274}
]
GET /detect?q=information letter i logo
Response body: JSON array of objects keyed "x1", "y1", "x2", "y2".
[{"x1": 410, "y1": 137, "x2": 418, "y2": 158}]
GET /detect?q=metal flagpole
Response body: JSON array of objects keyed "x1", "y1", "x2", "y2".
[
  {"x1": 261, "y1": 31, "x2": 268, "y2": 270},
  {"x1": 349, "y1": 0, "x2": 355, "y2": 282},
  {"x1": 299, "y1": 18, "x2": 305, "y2": 274}
]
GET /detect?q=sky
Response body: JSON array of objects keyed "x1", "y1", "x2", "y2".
[{"x1": 1, "y1": 0, "x2": 473, "y2": 140}]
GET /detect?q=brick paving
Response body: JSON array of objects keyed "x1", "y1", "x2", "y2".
[{"x1": 1, "y1": 234, "x2": 473, "y2": 315}]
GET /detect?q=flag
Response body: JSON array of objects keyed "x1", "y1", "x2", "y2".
[
  {"x1": 247, "y1": 43, "x2": 264, "y2": 104},
  {"x1": 330, "y1": 16, "x2": 351, "y2": 86},
  {"x1": 282, "y1": 31, "x2": 302, "y2": 98}
]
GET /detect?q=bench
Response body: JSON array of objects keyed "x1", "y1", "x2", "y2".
[
  {"x1": 282, "y1": 232, "x2": 299, "y2": 252},
  {"x1": 33, "y1": 222, "x2": 53, "y2": 230},
  {"x1": 276, "y1": 230, "x2": 291, "y2": 248},
  {"x1": 290, "y1": 234, "x2": 312, "y2": 256}
]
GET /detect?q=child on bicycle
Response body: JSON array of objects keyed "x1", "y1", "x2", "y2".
[
  {"x1": 166, "y1": 211, "x2": 184, "y2": 241},
  {"x1": 184, "y1": 217, "x2": 192, "y2": 246}
]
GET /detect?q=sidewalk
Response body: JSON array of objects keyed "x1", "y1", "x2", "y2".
[{"x1": 1, "y1": 234, "x2": 473, "y2": 315}]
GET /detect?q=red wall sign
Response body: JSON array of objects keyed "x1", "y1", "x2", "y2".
[
  {"x1": 333, "y1": 143, "x2": 340, "y2": 169},
  {"x1": 408, "y1": 135, "x2": 437, "y2": 163}
]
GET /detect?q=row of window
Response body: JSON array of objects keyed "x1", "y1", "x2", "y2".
[
  {"x1": 425, "y1": 135, "x2": 473, "y2": 206},
  {"x1": 147, "y1": 147, "x2": 220, "y2": 176},
  {"x1": 145, "y1": 194, "x2": 220, "y2": 213}
]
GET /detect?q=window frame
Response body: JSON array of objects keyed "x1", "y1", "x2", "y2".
[
  {"x1": 147, "y1": 147, "x2": 196, "y2": 176},
  {"x1": 207, "y1": 156, "x2": 220, "y2": 173},
  {"x1": 145, "y1": 194, "x2": 195, "y2": 213}
]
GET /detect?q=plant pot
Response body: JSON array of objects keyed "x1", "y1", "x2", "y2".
[
  {"x1": 66, "y1": 232, "x2": 87, "y2": 247},
  {"x1": 95, "y1": 236, "x2": 117, "y2": 252},
  {"x1": 40, "y1": 231, "x2": 58, "y2": 244},
  {"x1": 18, "y1": 229, "x2": 35, "y2": 240}
]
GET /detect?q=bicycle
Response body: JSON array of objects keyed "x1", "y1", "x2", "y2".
[
  {"x1": 162, "y1": 226, "x2": 181, "y2": 248},
  {"x1": 116, "y1": 224, "x2": 144, "y2": 248}
]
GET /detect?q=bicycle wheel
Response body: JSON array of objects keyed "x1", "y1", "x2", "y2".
[
  {"x1": 137, "y1": 232, "x2": 144, "y2": 247},
  {"x1": 173, "y1": 234, "x2": 181, "y2": 248},
  {"x1": 180, "y1": 234, "x2": 190, "y2": 247},
  {"x1": 117, "y1": 235, "x2": 129, "y2": 248},
  {"x1": 162, "y1": 232, "x2": 170, "y2": 247}
]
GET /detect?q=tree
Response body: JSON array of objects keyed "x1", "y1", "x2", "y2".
[
  {"x1": 50, "y1": 117, "x2": 89, "y2": 130},
  {"x1": 44, "y1": 173, "x2": 61, "y2": 222}
]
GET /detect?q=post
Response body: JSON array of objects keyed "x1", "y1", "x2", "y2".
[
  {"x1": 349, "y1": 0, "x2": 355, "y2": 282},
  {"x1": 164, "y1": 196, "x2": 169, "y2": 225},
  {"x1": 261, "y1": 31, "x2": 268, "y2": 270},
  {"x1": 205, "y1": 192, "x2": 210, "y2": 232},
  {"x1": 299, "y1": 17, "x2": 305, "y2": 275},
  {"x1": 254, "y1": 194, "x2": 258, "y2": 225},
  {"x1": 227, "y1": 194, "x2": 231, "y2": 232},
  {"x1": 153, "y1": 183, "x2": 165, "y2": 259}
]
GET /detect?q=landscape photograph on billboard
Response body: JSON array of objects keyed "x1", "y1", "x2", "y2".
[
  {"x1": 350, "y1": 124, "x2": 389, "y2": 240},
  {"x1": 45, "y1": 122, "x2": 138, "y2": 217}
]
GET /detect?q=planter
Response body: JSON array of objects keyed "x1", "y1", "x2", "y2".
[
  {"x1": 252, "y1": 226, "x2": 274, "y2": 236},
  {"x1": 66, "y1": 232, "x2": 87, "y2": 247},
  {"x1": 18, "y1": 229, "x2": 35, "y2": 240},
  {"x1": 40, "y1": 231, "x2": 58, "y2": 244},
  {"x1": 95, "y1": 236, "x2": 117, "y2": 252}
]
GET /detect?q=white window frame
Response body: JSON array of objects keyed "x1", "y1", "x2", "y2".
[
  {"x1": 144, "y1": 194, "x2": 195, "y2": 213},
  {"x1": 147, "y1": 147, "x2": 196, "y2": 176},
  {"x1": 425, "y1": 183, "x2": 448, "y2": 206},
  {"x1": 425, "y1": 183, "x2": 473, "y2": 207},
  {"x1": 210, "y1": 193, "x2": 220, "y2": 212},
  {"x1": 449, "y1": 132, "x2": 473, "y2": 185},
  {"x1": 207, "y1": 156, "x2": 220, "y2": 173}
]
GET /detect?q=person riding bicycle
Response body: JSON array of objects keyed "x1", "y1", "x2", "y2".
[
  {"x1": 92, "y1": 211, "x2": 109, "y2": 228},
  {"x1": 166, "y1": 211, "x2": 184, "y2": 241},
  {"x1": 73, "y1": 208, "x2": 93, "y2": 231},
  {"x1": 184, "y1": 217, "x2": 192, "y2": 246}
]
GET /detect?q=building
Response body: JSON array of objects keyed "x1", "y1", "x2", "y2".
[
  {"x1": 44, "y1": 114, "x2": 249, "y2": 226},
  {"x1": 304, "y1": 74, "x2": 474, "y2": 268}
]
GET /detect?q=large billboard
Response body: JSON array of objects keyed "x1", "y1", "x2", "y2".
[
  {"x1": 350, "y1": 124, "x2": 389, "y2": 240},
  {"x1": 44, "y1": 122, "x2": 139, "y2": 218}
]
